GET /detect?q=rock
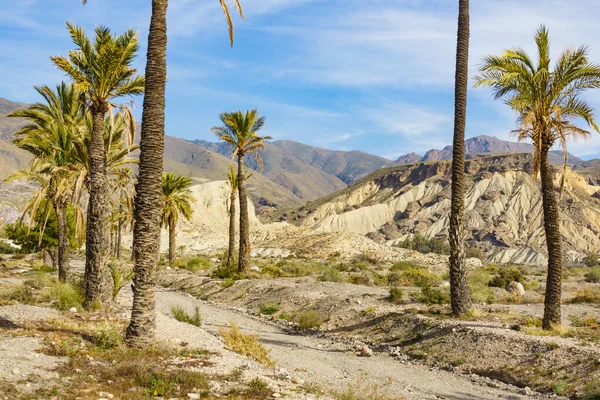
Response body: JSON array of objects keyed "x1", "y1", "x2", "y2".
[
  {"x1": 359, "y1": 344, "x2": 373, "y2": 357},
  {"x1": 466, "y1": 257, "x2": 483, "y2": 269},
  {"x1": 69, "y1": 307, "x2": 78, "y2": 313},
  {"x1": 291, "y1": 377, "x2": 304, "y2": 385},
  {"x1": 439, "y1": 281, "x2": 450, "y2": 289},
  {"x1": 11, "y1": 367, "x2": 20, "y2": 375},
  {"x1": 272, "y1": 393, "x2": 281, "y2": 398},
  {"x1": 250, "y1": 265, "x2": 260, "y2": 272},
  {"x1": 98, "y1": 393, "x2": 114, "y2": 399},
  {"x1": 506, "y1": 281, "x2": 525, "y2": 296},
  {"x1": 166, "y1": 266, "x2": 172, "y2": 270},
  {"x1": 187, "y1": 394, "x2": 201, "y2": 400}
]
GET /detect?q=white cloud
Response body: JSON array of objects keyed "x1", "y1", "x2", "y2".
[{"x1": 361, "y1": 103, "x2": 450, "y2": 136}]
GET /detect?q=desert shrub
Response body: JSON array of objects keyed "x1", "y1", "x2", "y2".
[
  {"x1": 0, "y1": 284, "x2": 35, "y2": 305},
  {"x1": 179, "y1": 255, "x2": 211, "y2": 272},
  {"x1": 262, "y1": 264, "x2": 282, "y2": 277},
  {"x1": 570, "y1": 287, "x2": 600, "y2": 304},
  {"x1": 277, "y1": 259, "x2": 326, "y2": 277},
  {"x1": 397, "y1": 234, "x2": 450, "y2": 255},
  {"x1": 24, "y1": 271, "x2": 57, "y2": 289},
  {"x1": 390, "y1": 261, "x2": 422, "y2": 271},
  {"x1": 44, "y1": 281, "x2": 84, "y2": 311},
  {"x1": 246, "y1": 377, "x2": 273, "y2": 397},
  {"x1": 389, "y1": 287, "x2": 404, "y2": 304},
  {"x1": 318, "y1": 268, "x2": 344, "y2": 283},
  {"x1": 413, "y1": 286, "x2": 450, "y2": 305},
  {"x1": 259, "y1": 303, "x2": 280, "y2": 315},
  {"x1": 400, "y1": 268, "x2": 440, "y2": 288},
  {"x1": 469, "y1": 269, "x2": 495, "y2": 303},
  {"x1": 171, "y1": 305, "x2": 202, "y2": 326},
  {"x1": 371, "y1": 271, "x2": 387, "y2": 286},
  {"x1": 296, "y1": 309, "x2": 325, "y2": 330},
  {"x1": 488, "y1": 266, "x2": 525, "y2": 288},
  {"x1": 582, "y1": 379, "x2": 600, "y2": 400},
  {"x1": 109, "y1": 262, "x2": 134, "y2": 298},
  {"x1": 585, "y1": 267, "x2": 600, "y2": 283},
  {"x1": 586, "y1": 252, "x2": 599, "y2": 267},
  {"x1": 221, "y1": 278, "x2": 235, "y2": 288},
  {"x1": 95, "y1": 324, "x2": 123, "y2": 350},
  {"x1": 351, "y1": 254, "x2": 380, "y2": 266},
  {"x1": 0, "y1": 240, "x2": 23, "y2": 255},
  {"x1": 465, "y1": 246, "x2": 484, "y2": 261},
  {"x1": 219, "y1": 323, "x2": 275, "y2": 367},
  {"x1": 387, "y1": 272, "x2": 402, "y2": 286},
  {"x1": 348, "y1": 273, "x2": 372, "y2": 286}
]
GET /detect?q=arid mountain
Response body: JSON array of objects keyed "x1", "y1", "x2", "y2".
[
  {"x1": 573, "y1": 159, "x2": 600, "y2": 185},
  {"x1": 393, "y1": 135, "x2": 583, "y2": 165},
  {"x1": 280, "y1": 153, "x2": 600, "y2": 265}
]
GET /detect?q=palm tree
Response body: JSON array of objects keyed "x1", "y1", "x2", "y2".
[
  {"x1": 226, "y1": 165, "x2": 238, "y2": 270},
  {"x1": 212, "y1": 110, "x2": 271, "y2": 274},
  {"x1": 448, "y1": 0, "x2": 472, "y2": 316},
  {"x1": 474, "y1": 26, "x2": 600, "y2": 329},
  {"x1": 162, "y1": 173, "x2": 193, "y2": 267},
  {"x1": 125, "y1": 0, "x2": 244, "y2": 346},
  {"x1": 51, "y1": 23, "x2": 144, "y2": 308},
  {"x1": 7, "y1": 83, "x2": 85, "y2": 282}
]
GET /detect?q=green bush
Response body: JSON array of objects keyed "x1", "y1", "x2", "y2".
[
  {"x1": 171, "y1": 305, "x2": 202, "y2": 326},
  {"x1": 318, "y1": 268, "x2": 344, "y2": 283},
  {"x1": 53, "y1": 282, "x2": 84, "y2": 311},
  {"x1": 413, "y1": 286, "x2": 450, "y2": 305},
  {"x1": 296, "y1": 310, "x2": 325, "y2": 330},
  {"x1": 180, "y1": 255, "x2": 211, "y2": 272},
  {"x1": 387, "y1": 272, "x2": 402, "y2": 286},
  {"x1": 221, "y1": 278, "x2": 236, "y2": 288},
  {"x1": 262, "y1": 264, "x2": 283, "y2": 277},
  {"x1": 469, "y1": 269, "x2": 495, "y2": 303},
  {"x1": 397, "y1": 234, "x2": 450, "y2": 255},
  {"x1": 389, "y1": 287, "x2": 404, "y2": 304},
  {"x1": 109, "y1": 262, "x2": 133, "y2": 298},
  {"x1": 390, "y1": 261, "x2": 422, "y2": 271},
  {"x1": 488, "y1": 266, "x2": 525, "y2": 288},
  {"x1": 259, "y1": 303, "x2": 280, "y2": 315},
  {"x1": 95, "y1": 324, "x2": 123, "y2": 350},
  {"x1": 465, "y1": 247, "x2": 484, "y2": 261},
  {"x1": 400, "y1": 268, "x2": 440, "y2": 288},
  {"x1": 585, "y1": 267, "x2": 600, "y2": 283}
]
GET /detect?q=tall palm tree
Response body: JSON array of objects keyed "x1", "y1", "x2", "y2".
[
  {"x1": 448, "y1": 0, "x2": 472, "y2": 316},
  {"x1": 162, "y1": 172, "x2": 193, "y2": 267},
  {"x1": 226, "y1": 165, "x2": 238, "y2": 270},
  {"x1": 125, "y1": 0, "x2": 244, "y2": 346},
  {"x1": 51, "y1": 23, "x2": 144, "y2": 308},
  {"x1": 7, "y1": 83, "x2": 85, "y2": 282},
  {"x1": 212, "y1": 110, "x2": 271, "y2": 274},
  {"x1": 474, "y1": 26, "x2": 600, "y2": 329}
]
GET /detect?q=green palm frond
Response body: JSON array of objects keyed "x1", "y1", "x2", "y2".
[
  {"x1": 211, "y1": 109, "x2": 270, "y2": 172},
  {"x1": 474, "y1": 25, "x2": 600, "y2": 187},
  {"x1": 162, "y1": 172, "x2": 194, "y2": 228}
]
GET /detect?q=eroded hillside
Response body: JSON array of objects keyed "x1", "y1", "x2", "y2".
[{"x1": 280, "y1": 154, "x2": 600, "y2": 265}]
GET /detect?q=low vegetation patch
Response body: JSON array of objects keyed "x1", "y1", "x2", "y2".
[
  {"x1": 178, "y1": 255, "x2": 212, "y2": 272},
  {"x1": 584, "y1": 267, "x2": 600, "y2": 283},
  {"x1": 389, "y1": 287, "x2": 404, "y2": 304},
  {"x1": 488, "y1": 266, "x2": 525, "y2": 288},
  {"x1": 259, "y1": 302, "x2": 280, "y2": 315},
  {"x1": 296, "y1": 309, "x2": 326, "y2": 330},
  {"x1": 0, "y1": 284, "x2": 35, "y2": 305},
  {"x1": 570, "y1": 287, "x2": 600, "y2": 303},
  {"x1": 412, "y1": 286, "x2": 449, "y2": 305},
  {"x1": 219, "y1": 323, "x2": 275, "y2": 367},
  {"x1": 171, "y1": 305, "x2": 202, "y2": 327},
  {"x1": 396, "y1": 234, "x2": 450, "y2": 255}
]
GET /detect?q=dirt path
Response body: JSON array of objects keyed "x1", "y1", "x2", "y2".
[{"x1": 119, "y1": 287, "x2": 554, "y2": 400}]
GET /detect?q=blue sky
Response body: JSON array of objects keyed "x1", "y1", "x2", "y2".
[{"x1": 2, "y1": 0, "x2": 600, "y2": 160}]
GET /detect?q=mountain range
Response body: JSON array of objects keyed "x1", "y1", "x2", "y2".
[{"x1": 0, "y1": 96, "x2": 598, "y2": 216}]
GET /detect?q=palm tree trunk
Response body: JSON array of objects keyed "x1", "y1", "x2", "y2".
[
  {"x1": 168, "y1": 218, "x2": 176, "y2": 268},
  {"x1": 448, "y1": 0, "x2": 472, "y2": 316},
  {"x1": 84, "y1": 108, "x2": 113, "y2": 308},
  {"x1": 228, "y1": 191, "x2": 236, "y2": 270},
  {"x1": 126, "y1": 0, "x2": 168, "y2": 346},
  {"x1": 55, "y1": 199, "x2": 70, "y2": 282},
  {"x1": 116, "y1": 219, "x2": 122, "y2": 260},
  {"x1": 540, "y1": 146, "x2": 563, "y2": 329},
  {"x1": 237, "y1": 156, "x2": 250, "y2": 274}
]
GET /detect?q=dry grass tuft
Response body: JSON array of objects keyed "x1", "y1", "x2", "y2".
[{"x1": 219, "y1": 322, "x2": 275, "y2": 368}]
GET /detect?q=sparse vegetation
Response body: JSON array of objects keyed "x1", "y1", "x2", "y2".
[
  {"x1": 570, "y1": 287, "x2": 600, "y2": 304},
  {"x1": 396, "y1": 234, "x2": 450, "y2": 255},
  {"x1": 413, "y1": 286, "x2": 450, "y2": 305},
  {"x1": 584, "y1": 267, "x2": 600, "y2": 283},
  {"x1": 488, "y1": 266, "x2": 525, "y2": 288},
  {"x1": 219, "y1": 323, "x2": 275, "y2": 367},
  {"x1": 389, "y1": 287, "x2": 404, "y2": 304},
  {"x1": 0, "y1": 284, "x2": 35, "y2": 305},
  {"x1": 296, "y1": 309, "x2": 326, "y2": 330},
  {"x1": 108, "y1": 262, "x2": 133, "y2": 298},
  {"x1": 171, "y1": 305, "x2": 202, "y2": 327},
  {"x1": 259, "y1": 302, "x2": 280, "y2": 315}
]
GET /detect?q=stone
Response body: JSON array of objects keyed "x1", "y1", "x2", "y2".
[
  {"x1": 272, "y1": 394, "x2": 281, "y2": 398},
  {"x1": 187, "y1": 394, "x2": 201, "y2": 400},
  {"x1": 505, "y1": 281, "x2": 525, "y2": 296},
  {"x1": 98, "y1": 393, "x2": 114, "y2": 399},
  {"x1": 11, "y1": 368, "x2": 20, "y2": 375},
  {"x1": 69, "y1": 307, "x2": 78, "y2": 313},
  {"x1": 359, "y1": 344, "x2": 373, "y2": 357},
  {"x1": 250, "y1": 265, "x2": 260, "y2": 272}
]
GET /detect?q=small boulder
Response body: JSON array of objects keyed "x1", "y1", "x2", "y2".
[
  {"x1": 358, "y1": 344, "x2": 373, "y2": 357},
  {"x1": 187, "y1": 394, "x2": 201, "y2": 400},
  {"x1": 506, "y1": 281, "x2": 525, "y2": 296},
  {"x1": 250, "y1": 265, "x2": 260, "y2": 272},
  {"x1": 69, "y1": 307, "x2": 78, "y2": 313}
]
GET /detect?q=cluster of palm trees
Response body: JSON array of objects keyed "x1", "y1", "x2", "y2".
[{"x1": 450, "y1": 0, "x2": 600, "y2": 329}]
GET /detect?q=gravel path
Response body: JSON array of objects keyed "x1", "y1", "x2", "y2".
[{"x1": 121, "y1": 287, "x2": 555, "y2": 400}]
